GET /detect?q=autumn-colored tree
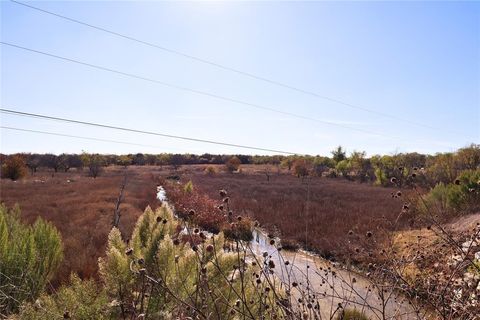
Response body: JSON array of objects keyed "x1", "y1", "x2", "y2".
[
  {"x1": 293, "y1": 158, "x2": 310, "y2": 179},
  {"x1": 1, "y1": 155, "x2": 27, "y2": 181},
  {"x1": 225, "y1": 156, "x2": 241, "y2": 173}
]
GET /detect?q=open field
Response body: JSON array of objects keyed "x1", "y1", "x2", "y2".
[
  {"x1": 0, "y1": 166, "x2": 160, "y2": 284},
  {"x1": 174, "y1": 165, "x2": 410, "y2": 261},
  {"x1": 0, "y1": 164, "x2": 410, "y2": 283}
]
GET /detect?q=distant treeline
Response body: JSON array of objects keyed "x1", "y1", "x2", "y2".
[{"x1": 1, "y1": 144, "x2": 479, "y2": 187}]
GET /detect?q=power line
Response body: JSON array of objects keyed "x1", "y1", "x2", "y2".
[
  {"x1": 1, "y1": 41, "x2": 389, "y2": 138},
  {"x1": 0, "y1": 126, "x2": 193, "y2": 153},
  {"x1": 0, "y1": 108, "x2": 300, "y2": 155},
  {"x1": 9, "y1": 0, "x2": 464, "y2": 136}
]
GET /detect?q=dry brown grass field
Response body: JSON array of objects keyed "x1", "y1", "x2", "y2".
[
  {"x1": 0, "y1": 164, "x2": 409, "y2": 284},
  {"x1": 176, "y1": 165, "x2": 410, "y2": 262},
  {"x1": 0, "y1": 166, "x2": 161, "y2": 284}
]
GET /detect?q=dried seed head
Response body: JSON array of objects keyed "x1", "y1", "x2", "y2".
[
  {"x1": 269, "y1": 239, "x2": 275, "y2": 245},
  {"x1": 348, "y1": 230, "x2": 354, "y2": 236},
  {"x1": 223, "y1": 197, "x2": 230, "y2": 203},
  {"x1": 366, "y1": 231, "x2": 373, "y2": 238},
  {"x1": 125, "y1": 248, "x2": 133, "y2": 256},
  {"x1": 188, "y1": 209, "x2": 195, "y2": 216},
  {"x1": 254, "y1": 220, "x2": 260, "y2": 227},
  {"x1": 192, "y1": 245, "x2": 198, "y2": 252},
  {"x1": 173, "y1": 238, "x2": 180, "y2": 246},
  {"x1": 396, "y1": 191, "x2": 402, "y2": 197},
  {"x1": 237, "y1": 216, "x2": 242, "y2": 222},
  {"x1": 137, "y1": 258, "x2": 145, "y2": 265},
  {"x1": 162, "y1": 218, "x2": 168, "y2": 224},
  {"x1": 175, "y1": 255, "x2": 179, "y2": 263},
  {"x1": 206, "y1": 244, "x2": 214, "y2": 252},
  {"x1": 219, "y1": 189, "x2": 227, "y2": 197},
  {"x1": 218, "y1": 205, "x2": 224, "y2": 211},
  {"x1": 454, "y1": 179, "x2": 461, "y2": 185},
  {"x1": 156, "y1": 216, "x2": 162, "y2": 223},
  {"x1": 63, "y1": 311, "x2": 70, "y2": 319},
  {"x1": 268, "y1": 260, "x2": 275, "y2": 269},
  {"x1": 194, "y1": 228, "x2": 200, "y2": 234},
  {"x1": 292, "y1": 281, "x2": 298, "y2": 287},
  {"x1": 390, "y1": 177, "x2": 397, "y2": 183},
  {"x1": 411, "y1": 173, "x2": 417, "y2": 178}
]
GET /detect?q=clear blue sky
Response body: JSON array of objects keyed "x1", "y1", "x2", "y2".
[{"x1": 1, "y1": 1, "x2": 479, "y2": 156}]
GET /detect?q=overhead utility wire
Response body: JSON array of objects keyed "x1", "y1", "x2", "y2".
[
  {"x1": 0, "y1": 126, "x2": 193, "y2": 152},
  {"x1": 0, "y1": 108, "x2": 300, "y2": 155},
  {"x1": 1, "y1": 41, "x2": 403, "y2": 139},
  {"x1": 10, "y1": 0, "x2": 464, "y2": 136}
]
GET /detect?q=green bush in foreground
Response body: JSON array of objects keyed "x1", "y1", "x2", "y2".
[
  {"x1": 16, "y1": 275, "x2": 109, "y2": 320},
  {"x1": 0, "y1": 204, "x2": 63, "y2": 316},
  {"x1": 98, "y1": 204, "x2": 279, "y2": 319}
]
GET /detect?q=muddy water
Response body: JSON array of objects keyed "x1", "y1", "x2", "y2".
[{"x1": 250, "y1": 229, "x2": 415, "y2": 319}]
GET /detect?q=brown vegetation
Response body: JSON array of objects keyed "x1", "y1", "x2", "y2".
[
  {"x1": 178, "y1": 165, "x2": 410, "y2": 262},
  {"x1": 0, "y1": 166, "x2": 159, "y2": 284}
]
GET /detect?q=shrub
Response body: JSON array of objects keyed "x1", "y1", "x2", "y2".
[
  {"x1": 1, "y1": 155, "x2": 27, "y2": 181},
  {"x1": 0, "y1": 204, "x2": 63, "y2": 315},
  {"x1": 225, "y1": 156, "x2": 241, "y2": 173},
  {"x1": 205, "y1": 165, "x2": 216, "y2": 175},
  {"x1": 335, "y1": 159, "x2": 351, "y2": 178},
  {"x1": 16, "y1": 274, "x2": 109, "y2": 320},
  {"x1": 99, "y1": 204, "x2": 279, "y2": 319},
  {"x1": 418, "y1": 169, "x2": 480, "y2": 216},
  {"x1": 183, "y1": 180, "x2": 194, "y2": 193},
  {"x1": 292, "y1": 159, "x2": 310, "y2": 178},
  {"x1": 336, "y1": 308, "x2": 369, "y2": 320}
]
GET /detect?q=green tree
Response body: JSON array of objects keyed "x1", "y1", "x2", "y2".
[
  {"x1": 312, "y1": 156, "x2": 334, "y2": 177},
  {"x1": 335, "y1": 159, "x2": 351, "y2": 179},
  {"x1": 331, "y1": 146, "x2": 346, "y2": 164},
  {"x1": 81, "y1": 152, "x2": 105, "y2": 178}
]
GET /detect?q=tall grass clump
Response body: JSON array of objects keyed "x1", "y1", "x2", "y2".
[{"x1": 0, "y1": 204, "x2": 63, "y2": 316}]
